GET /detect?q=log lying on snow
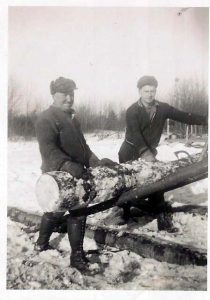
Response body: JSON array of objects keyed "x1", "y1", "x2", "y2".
[
  {"x1": 90, "y1": 225, "x2": 207, "y2": 266},
  {"x1": 35, "y1": 153, "x2": 208, "y2": 214},
  {"x1": 7, "y1": 207, "x2": 207, "y2": 266}
]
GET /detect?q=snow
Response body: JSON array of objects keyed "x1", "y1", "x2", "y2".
[
  {"x1": 7, "y1": 218, "x2": 207, "y2": 290},
  {"x1": 7, "y1": 134, "x2": 208, "y2": 290}
]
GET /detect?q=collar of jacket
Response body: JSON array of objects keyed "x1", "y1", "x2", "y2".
[
  {"x1": 137, "y1": 98, "x2": 159, "y2": 108},
  {"x1": 50, "y1": 105, "x2": 75, "y2": 117}
]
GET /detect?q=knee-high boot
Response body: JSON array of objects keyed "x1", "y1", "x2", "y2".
[
  {"x1": 67, "y1": 215, "x2": 89, "y2": 272},
  {"x1": 147, "y1": 192, "x2": 178, "y2": 233},
  {"x1": 80, "y1": 216, "x2": 90, "y2": 263},
  {"x1": 34, "y1": 213, "x2": 58, "y2": 251}
]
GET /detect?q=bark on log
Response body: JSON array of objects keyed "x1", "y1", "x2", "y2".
[
  {"x1": 35, "y1": 153, "x2": 207, "y2": 213},
  {"x1": 117, "y1": 157, "x2": 208, "y2": 206}
]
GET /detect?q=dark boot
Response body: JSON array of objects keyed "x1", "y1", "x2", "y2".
[
  {"x1": 148, "y1": 193, "x2": 178, "y2": 233},
  {"x1": 67, "y1": 215, "x2": 90, "y2": 272},
  {"x1": 53, "y1": 215, "x2": 89, "y2": 262},
  {"x1": 117, "y1": 203, "x2": 132, "y2": 224},
  {"x1": 80, "y1": 217, "x2": 90, "y2": 263},
  {"x1": 122, "y1": 204, "x2": 132, "y2": 221},
  {"x1": 156, "y1": 202, "x2": 178, "y2": 233},
  {"x1": 34, "y1": 213, "x2": 58, "y2": 251}
]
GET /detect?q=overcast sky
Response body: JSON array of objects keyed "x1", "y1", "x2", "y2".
[{"x1": 9, "y1": 6, "x2": 209, "y2": 111}]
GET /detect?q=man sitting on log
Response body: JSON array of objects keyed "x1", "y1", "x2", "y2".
[
  {"x1": 35, "y1": 76, "x2": 115, "y2": 273},
  {"x1": 118, "y1": 75, "x2": 208, "y2": 232}
]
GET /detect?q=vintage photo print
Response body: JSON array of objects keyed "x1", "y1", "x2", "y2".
[{"x1": 0, "y1": 1, "x2": 209, "y2": 299}]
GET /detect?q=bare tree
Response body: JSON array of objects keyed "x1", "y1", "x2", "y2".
[{"x1": 170, "y1": 78, "x2": 208, "y2": 139}]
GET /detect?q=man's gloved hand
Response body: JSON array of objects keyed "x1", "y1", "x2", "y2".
[
  {"x1": 99, "y1": 158, "x2": 118, "y2": 167},
  {"x1": 140, "y1": 149, "x2": 157, "y2": 162},
  {"x1": 60, "y1": 161, "x2": 84, "y2": 179},
  {"x1": 89, "y1": 152, "x2": 100, "y2": 168}
]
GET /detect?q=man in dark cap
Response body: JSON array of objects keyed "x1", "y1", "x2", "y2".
[
  {"x1": 118, "y1": 75, "x2": 208, "y2": 231},
  {"x1": 35, "y1": 76, "x2": 116, "y2": 273}
]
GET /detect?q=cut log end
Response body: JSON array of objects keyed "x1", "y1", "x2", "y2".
[{"x1": 35, "y1": 173, "x2": 60, "y2": 212}]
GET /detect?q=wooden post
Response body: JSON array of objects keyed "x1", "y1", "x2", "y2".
[
  {"x1": 167, "y1": 119, "x2": 170, "y2": 136},
  {"x1": 191, "y1": 125, "x2": 193, "y2": 136},
  {"x1": 186, "y1": 125, "x2": 189, "y2": 144}
]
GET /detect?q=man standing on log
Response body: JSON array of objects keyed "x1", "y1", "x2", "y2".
[
  {"x1": 118, "y1": 75, "x2": 208, "y2": 231},
  {"x1": 35, "y1": 76, "x2": 114, "y2": 273}
]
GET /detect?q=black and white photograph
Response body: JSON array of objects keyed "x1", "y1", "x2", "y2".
[{"x1": 0, "y1": 0, "x2": 209, "y2": 296}]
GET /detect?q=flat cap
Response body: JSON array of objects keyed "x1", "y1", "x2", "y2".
[
  {"x1": 137, "y1": 76, "x2": 158, "y2": 89},
  {"x1": 50, "y1": 77, "x2": 77, "y2": 95}
]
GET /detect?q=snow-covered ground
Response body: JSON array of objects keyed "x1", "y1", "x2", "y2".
[{"x1": 7, "y1": 133, "x2": 208, "y2": 290}]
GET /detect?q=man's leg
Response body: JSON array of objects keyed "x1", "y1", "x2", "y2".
[
  {"x1": 67, "y1": 214, "x2": 90, "y2": 272},
  {"x1": 118, "y1": 141, "x2": 139, "y2": 222},
  {"x1": 118, "y1": 141, "x2": 139, "y2": 164},
  {"x1": 35, "y1": 211, "x2": 65, "y2": 251},
  {"x1": 148, "y1": 192, "x2": 178, "y2": 232},
  {"x1": 54, "y1": 212, "x2": 91, "y2": 263}
]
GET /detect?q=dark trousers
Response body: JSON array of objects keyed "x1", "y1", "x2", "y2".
[
  {"x1": 118, "y1": 140, "x2": 166, "y2": 216},
  {"x1": 118, "y1": 141, "x2": 139, "y2": 163}
]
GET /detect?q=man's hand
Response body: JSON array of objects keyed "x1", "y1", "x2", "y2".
[
  {"x1": 89, "y1": 153, "x2": 118, "y2": 168},
  {"x1": 99, "y1": 158, "x2": 118, "y2": 167},
  {"x1": 89, "y1": 152, "x2": 100, "y2": 168},
  {"x1": 140, "y1": 149, "x2": 157, "y2": 162},
  {"x1": 60, "y1": 161, "x2": 85, "y2": 179}
]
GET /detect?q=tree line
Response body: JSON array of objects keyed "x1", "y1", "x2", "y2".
[
  {"x1": 8, "y1": 77, "x2": 208, "y2": 140},
  {"x1": 168, "y1": 78, "x2": 208, "y2": 138}
]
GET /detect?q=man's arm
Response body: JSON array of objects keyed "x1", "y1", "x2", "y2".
[
  {"x1": 166, "y1": 105, "x2": 208, "y2": 125},
  {"x1": 35, "y1": 118, "x2": 71, "y2": 171},
  {"x1": 73, "y1": 117, "x2": 93, "y2": 159},
  {"x1": 126, "y1": 109, "x2": 155, "y2": 160}
]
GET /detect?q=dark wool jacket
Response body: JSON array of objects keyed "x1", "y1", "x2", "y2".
[
  {"x1": 125, "y1": 100, "x2": 207, "y2": 155},
  {"x1": 35, "y1": 106, "x2": 92, "y2": 172}
]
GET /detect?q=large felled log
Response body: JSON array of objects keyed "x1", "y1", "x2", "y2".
[
  {"x1": 35, "y1": 153, "x2": 207, "y2": 213},
  {"x1": 117, "y1": 156, "x2": 208, "y2": 206}
]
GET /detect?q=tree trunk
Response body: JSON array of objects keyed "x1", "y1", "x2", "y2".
[
  {"x1": 71, "y1": 157, "x2": 208, "y2": 216},
  {"x1": 35, "y1": 171, "x2": 86, "y2": 212},
  {"x1": 167, "y1": 119, "x2": 170, "y2": 136},
  {"x1": 35, "y1": 153, "x2": 207, "y2": 214},
  {"x1": 117, "y1": 157, "x2": 208, "y2": 206},
  {"x1": 186, "y1": 125, "x2": 189, "y2": 144}
]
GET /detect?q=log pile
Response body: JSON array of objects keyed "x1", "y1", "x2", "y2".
[{"x1": 35, "y1": 153, "x2": 208, "y2": 213}]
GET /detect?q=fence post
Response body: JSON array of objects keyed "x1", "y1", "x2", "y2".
[
  {"x1": 186, "y1": 125, "x2": 189, "y2": 144},
  {"x1": 167, "y1": 119, "x2": 170, "y2": 136}
]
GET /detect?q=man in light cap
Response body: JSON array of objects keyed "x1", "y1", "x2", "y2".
[
  {"x1": 118, "y1": 75, "x2": 208, "y2": 231},
  {"x1": 35, "y1": 76, "x2": 116, "y2": 273}
]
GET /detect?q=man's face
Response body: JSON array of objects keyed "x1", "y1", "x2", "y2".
[
  {"x1": 139, "y1": 85, "x2": 156, "y2": 106},
  {"x1": 53, "y1": 91, "x2": 74, "y2": 112}
]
